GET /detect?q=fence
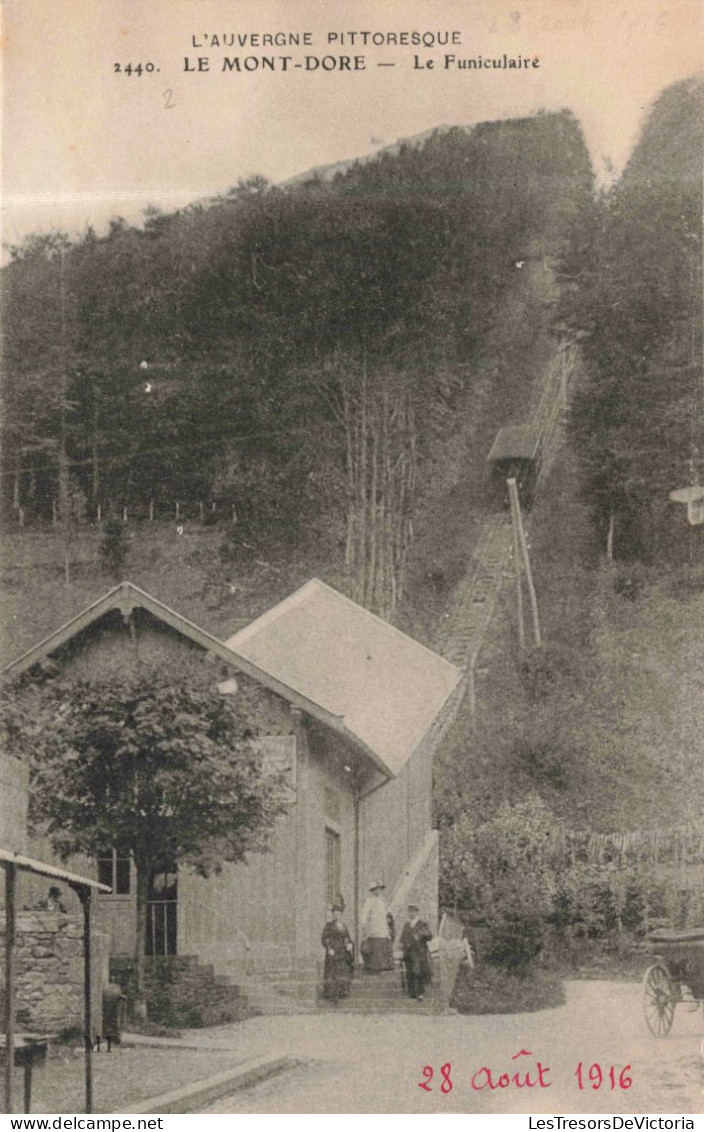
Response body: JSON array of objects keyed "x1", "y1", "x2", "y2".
[{"x1": 9, "y1": 498, "x2": 240, "y2": 529}]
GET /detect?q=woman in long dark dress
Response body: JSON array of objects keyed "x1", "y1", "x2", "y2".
[{"x1": 322, "y1": 902, "x2": 354, "y2": 1000}]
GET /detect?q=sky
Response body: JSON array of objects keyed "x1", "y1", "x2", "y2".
[{"x1": 3, "y1": 0, "x2": 703, "y2": 251}]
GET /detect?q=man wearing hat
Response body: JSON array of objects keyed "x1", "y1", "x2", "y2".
[
  {"x1": 400, "y1": 904, "x2": 433, "y2": 1000},
  {"x1": 360, "y1": 881, "x2": 393, "y2": 972}
]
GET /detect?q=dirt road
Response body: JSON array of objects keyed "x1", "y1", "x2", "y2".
[{"x1": 202, "y1": 981, "x2": 703, "y2": 1114}]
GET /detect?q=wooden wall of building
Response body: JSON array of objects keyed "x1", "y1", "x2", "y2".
[
  {"x1": 358, "y1": 734, "x2": 435, "y2": 922},
  {"x1": 180, "y1": 718, "x2": 358, "y2": 979}
]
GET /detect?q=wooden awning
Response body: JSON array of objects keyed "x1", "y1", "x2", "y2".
[{"x1": 1, "y1": 851, "x2": 110, "y2": 1114}]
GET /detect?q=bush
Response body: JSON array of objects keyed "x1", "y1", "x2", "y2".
[
  {"x1": 486, "y1": 912, "x2": 545, "y2": 975},
  {"x1": 451, "y1": 962, "x2": 565, "y2": 1014},
  {"x1": 441, "y1": 795, "x2": 665, "y2": 978}
]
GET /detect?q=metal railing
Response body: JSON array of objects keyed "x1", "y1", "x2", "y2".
[{"x1": 146, "y1": 899, "x2": 177, "y2": 956}]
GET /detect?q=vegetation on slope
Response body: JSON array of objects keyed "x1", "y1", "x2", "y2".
[
  {"x1": 565, "y1": 77, "x2": 704, "y2": 561},
  {"x1": 3, "y1": 112, "x2": 593, "y2": 618}
]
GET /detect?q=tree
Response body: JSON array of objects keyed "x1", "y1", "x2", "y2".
[{"x1": 13, "y1": 663, "x2": 287, "y2": 1016}]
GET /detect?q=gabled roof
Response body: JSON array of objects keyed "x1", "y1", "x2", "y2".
[
  {"x1": 487, "y1": 424, "x2": 541, "y2": 463},
  {"x1": 225, "y1": 579, "x2": 463, "y2": 777},
  {"x1": 1, "y1": 581, "x2": 415, "y2": 778},
  {"x1": 2, "y1": 581, "x2": 245, "y2": 681}
]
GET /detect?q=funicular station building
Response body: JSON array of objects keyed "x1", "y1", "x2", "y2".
[{"x1": 2, "y1": 580, "x2": 462, "y2": 1012}]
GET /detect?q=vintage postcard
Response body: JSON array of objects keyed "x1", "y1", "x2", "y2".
[{"x1": 1, "y1": 0, "x2": 703, "y2": 1119}]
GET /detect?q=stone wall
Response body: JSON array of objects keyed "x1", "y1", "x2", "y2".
[{"x1": 0, "y1": 912, "x2": 109, "y2": 1036}]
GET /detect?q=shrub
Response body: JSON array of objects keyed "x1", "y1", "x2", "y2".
[
  {"x1": 451, "y1": 962, "x2": 565, "y2": 1014},
  {"x1": 486, "y1": 912, "x2": 545, "y2": 974},
  {"x1": 441, "y1": 796, "x2": 562, "y2": 973}
]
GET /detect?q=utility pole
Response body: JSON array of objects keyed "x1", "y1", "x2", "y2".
[
  {"x1": 507, "y1": 478, "x2": 541, "y2": 648},
  {"x1": 508, "y1": 479, "x2": 526, "y2": 652},
  {"x1": 58, "y1": 245, "x2": 71, "y2": 585}
]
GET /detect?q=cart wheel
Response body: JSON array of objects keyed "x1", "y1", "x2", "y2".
[{"x1": 643, "y1": 963, "x2": 675, "y2": 1037}]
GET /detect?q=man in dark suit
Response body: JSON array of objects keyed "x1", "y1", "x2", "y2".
[{"x1": 400, "y1": 903, "x2": 433, "y2": 1000}]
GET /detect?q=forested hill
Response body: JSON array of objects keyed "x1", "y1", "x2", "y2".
[
  {"x1": 567, "y1": 76, "x2": 704, "y2": 562},
  {"x1": 3, "y1": 110, "x2": 593, "y2": 618}
]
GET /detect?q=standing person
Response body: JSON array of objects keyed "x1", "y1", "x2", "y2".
[
  {"x1": 360, "y1": 881, "x2": 393, "y2": 972},
  {"x1": 325, "y1": 892, "x2": 346, "y2": 922},
  {"x1": 322, "y1": 901, "x2": 354, "y2": 1001},
  {"x1": 400, "y1": 904, "x2": 433, "y2": 1000}
]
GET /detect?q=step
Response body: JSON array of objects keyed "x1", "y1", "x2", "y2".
[
  {"x1": 213, "y1": 975, "x2": 242, "y2": 992},
  {"x1": 327, "y1": 999, "x2": 447, "y2": 1015}
]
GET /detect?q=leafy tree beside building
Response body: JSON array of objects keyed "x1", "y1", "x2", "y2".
[{"x1": 5, "y1": 664, "x2": 286, "y2": 1017}]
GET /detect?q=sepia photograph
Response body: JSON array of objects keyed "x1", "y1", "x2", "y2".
[{"x1": 1, "y1": 0, "x2": 703, "y2": 1118}]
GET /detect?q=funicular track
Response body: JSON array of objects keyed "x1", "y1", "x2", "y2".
[{"x1": 427, "y1": 342, "x2": 579, "y2": 746}]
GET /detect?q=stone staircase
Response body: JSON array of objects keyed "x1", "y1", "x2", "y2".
[
  {"x1": 239, "y1": 966, "x2": 320, "y2": 1015},
  {"x1": 328, "y1": 958, "x2": 451, "y2": 1015},
  {"x1": 232, "y1": 951, "x2": 458, "y2": 1016},
  {"x1": 110, "y1": 954, "x2": 252, "y2": 1028}
]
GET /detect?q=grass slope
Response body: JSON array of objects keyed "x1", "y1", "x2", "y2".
[{"x1": 434, "y1": 440, "x2": 704, "y2": 834}]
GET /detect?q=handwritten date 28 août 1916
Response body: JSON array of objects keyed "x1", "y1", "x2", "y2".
[{"x1": 417, "y1": 1052, "x2": 633, "y2": 1094}]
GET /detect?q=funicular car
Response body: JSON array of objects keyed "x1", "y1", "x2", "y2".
[{"x1": 487, "y1": 424, "x2": 542, "y2": 509}]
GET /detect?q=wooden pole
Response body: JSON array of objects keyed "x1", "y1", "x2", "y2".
[
  {"x1": 82, "y1": 888, "x2": 93, "y2": 1114},
  {"x1": 606, "y1": 513, "x2": 614, "y2": 562},
  {"x1": 508, "y1": 479, "x2": 541, "y2": 648},
  {"x1": 508, "y1": 479, "x2": 526, "y2": 652},
  {"x1": 468, "y1": 661, "x2": 476, "y2": 731},
  {"x1": 4, "y1": 863, "x2": 17, "y2": 1114}
]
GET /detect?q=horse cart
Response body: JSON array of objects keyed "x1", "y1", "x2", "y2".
[{"x1": 642, "y1": 928, "x2": 704, "y2": 1036}]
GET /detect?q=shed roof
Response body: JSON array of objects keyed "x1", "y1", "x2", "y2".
[
  {"x1": 225, "y1": 579, "x2": 462, "y2": 777},
  {"x1": 0, "y1": 848, "x2": 110, "y2": 892},
  {"x1": 487, "y1": 424, "x2": 541, "y2": 463}
]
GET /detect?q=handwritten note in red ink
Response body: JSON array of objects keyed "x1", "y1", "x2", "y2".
[{"x1": 417, "y1": 1050, "x2": 633, "y2": 1094}]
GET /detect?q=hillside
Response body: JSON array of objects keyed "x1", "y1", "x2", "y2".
[
  {"x1": 434, "y1": 440, "x2": 704, "y2": 835},
  {"x1": 3, "y1": 88, "x2": 702, "y2": 850},
  {"x1": 434, "y1": 75, "x2": 704, "y2": 836},
  {"x1": 2, "y1": 109, "x2": 593, "y2": 632},
  {"x1": 0, "y1": 237, "x2": 560, "y2": 661},
  {"x1": 566, "y1": 76, "x2": 704, "y2": 561}
]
